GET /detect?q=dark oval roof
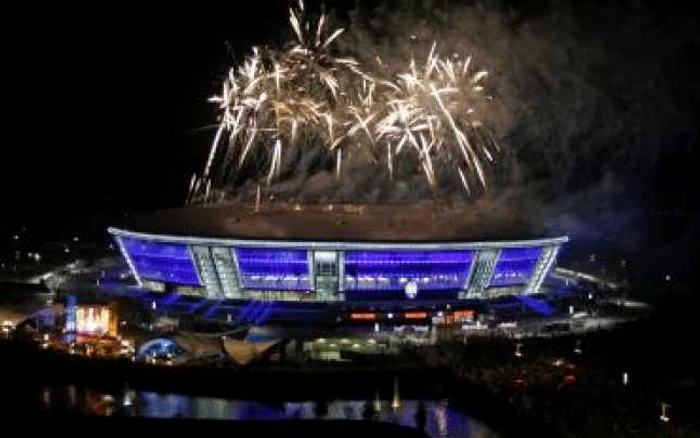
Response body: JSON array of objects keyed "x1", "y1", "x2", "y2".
[{"x1": 115, "y1": 201, "x2": 553, "y2": 243}]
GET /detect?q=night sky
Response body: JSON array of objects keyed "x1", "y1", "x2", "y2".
[
  {"x1": 5, "y1": 3, "x2": 290, "y2": 225},
  {"x1": 3, "y1": 0, "x2": 699, "y2": 279}
]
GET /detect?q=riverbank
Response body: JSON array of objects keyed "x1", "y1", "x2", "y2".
[
  {"x1": 2, "y1": 339, "x2": 451, "y2": 400},
  {"x1": 2, "y1": 339, "x2": 517, "y2": 437}
]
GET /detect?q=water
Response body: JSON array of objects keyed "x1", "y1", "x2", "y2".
[{"x1": 39, "y1": 385, "x2": 501, "y2": 438}]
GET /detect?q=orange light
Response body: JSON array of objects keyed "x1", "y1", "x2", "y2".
[
  {"x1": 452, "y1": 310, "x2": 475, "y2": 320},
  {"x1": 350, "y1": 313, "x2": 376, "y2": 320},
  {"x1": 404, "y1": 311, "x2": 428, "y2": 319},
  {"x1": 75, "y1": 305, "x2": 118, "y2": 336},
  {"x1": 563, "y1": 375, "x2": 577, "y2": 385}
]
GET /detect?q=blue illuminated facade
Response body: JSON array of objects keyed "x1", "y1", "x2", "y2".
[
  {"x1": 344, "y1": 250, "x2": 475, "y2": 291},
  {"x1": 110, "y1": 227, "x2": 567, "y2": 302},
  {"x1": 489, "y1": 247, "x2": 542, "y2": 287},
  {"x1": 341, "y1": 250, "x2": 475, "y2": 300},
  {"x1": 119, "y1": 237, "x2": 201, "y2": 286},
  {"x1": 236, "y1": 248, "x2": 311, "y2": 291}
]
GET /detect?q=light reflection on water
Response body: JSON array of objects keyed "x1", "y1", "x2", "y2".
[{"x1": 40, "y1": 385, "x2": 501, "y2": 438}]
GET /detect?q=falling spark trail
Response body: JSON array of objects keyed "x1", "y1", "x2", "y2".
[{"x1": 190, "y1": 1, "x2": 499, "y2": 204}]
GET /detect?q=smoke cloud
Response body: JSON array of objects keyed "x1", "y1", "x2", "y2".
[{"x1": 199, "y1": 0, "x2": 698, "y2": 282}]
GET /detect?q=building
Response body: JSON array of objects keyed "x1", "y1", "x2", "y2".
[{"x1": 107, "y1": 203, "x2": 567, "y2": 325}]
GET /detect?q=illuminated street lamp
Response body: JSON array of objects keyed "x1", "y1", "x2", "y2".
[
  {"x1": 391, "y1": 377, "x2": 401, "y2": 409},
  {"x1": 374, "y1": 389, "x2": 382, "y2": 412},
  {"x1": 574, "y1": 339, "x2": 582, "y2": 355},
  {"x1": 660, "y1": 402, "x2": 671, "y2": 422},
  {"x1": 622, "y1": 371, "x2": 629, "y2": 386},
  {"x1": 123, "y1": 389, "x2": 134, "y2": 407},
  {"x1": 515, "y1": 343, "x2": 523, "y2": 358}
]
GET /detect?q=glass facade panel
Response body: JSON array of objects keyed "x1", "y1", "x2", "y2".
[
  {"x1": 489, "y1": 247, "x2": 542, "y2": 287},
  {"x1": 344, "y1": 250, "x2": 475, "y2": 292},
  {"x1": 235, "y1": 248, "x2": 311, "y2": 291},
  {"x1": 120, "y1": 237, "x2": 201, "y2": 286}
]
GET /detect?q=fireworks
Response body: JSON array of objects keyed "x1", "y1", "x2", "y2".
[
  {"x1": 372, "y1": 43, "x2": 497, "y2": 194},
  {"x1": 189, "y1": 0, "x2": 499, "y2": 203}
]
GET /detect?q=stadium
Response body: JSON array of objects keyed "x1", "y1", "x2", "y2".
[{"x1": 106, "y1": 202, "x2": 568, "y2": 327}]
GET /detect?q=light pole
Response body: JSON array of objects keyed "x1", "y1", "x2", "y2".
[
  {"x1": 391, "y1": 377, "x2": 401, "y2": 409},
  {"x1": 660, "y1": 402, "x2": 670, "y2": 422}
]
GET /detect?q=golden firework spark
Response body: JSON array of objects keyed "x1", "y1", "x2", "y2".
[{"x1": 190, "y1": 1, "x2": 498, "y2": 202}]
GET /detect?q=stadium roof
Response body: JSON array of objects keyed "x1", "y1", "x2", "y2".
[{"x1": 115, "y1": 201, "x2": 558, "y2": 243}]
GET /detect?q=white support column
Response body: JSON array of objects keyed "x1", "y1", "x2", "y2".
[
  {"x1": 307, "y1": 250, "x2": 316, "y2": 292},
  {"x1": 230, "y1": 248, "x2": 244, "y2": 294},
  {"x1": 465, "y1": 249, "x2": 500, "y2": 299},
  {"x1": 526, "y1": 245, "x2": 560, "y2": 295},
  {"x1": 190, "y1": 246, "x2": 223, "y2": 299},
  {"x1": 460, "y1": 251, "x2": 479, "y2": 299},
  {"x1": 211, "y1": 247, "x2": 242, "y2": 299},
  {"x1": 113, "y1": 235, "x2": 143, "y2": 288},
  {"x1": 337, "y1": 251, "x2": 345, "y2": 293}
]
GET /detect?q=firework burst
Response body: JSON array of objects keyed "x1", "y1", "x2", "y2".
[
  {"x1": 189, "y1": 1, "x2": 499, "y2": 203},
  {"x1": 191, "y1": 0, "x2": 367, "y2": 201},
  {"x1": 372, "y1": 43, "x2": 498, "y2": 194}
]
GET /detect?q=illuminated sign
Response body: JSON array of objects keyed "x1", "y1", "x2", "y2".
[
  {"x1": 350, "y1": 313, "x2": 376, "y2": 320},
  {"x1": 404, "y1": 281, "x2": 418, "y2": 299},
  {"x1": 75, "y1": 306, "x2": 117, "y2": 336},
  {"x1": 452, "y1": 310, "x2": 475, "y2": 321},
  {"x1": 404, "y1": 311, "x2": 428, "y2": 320}
]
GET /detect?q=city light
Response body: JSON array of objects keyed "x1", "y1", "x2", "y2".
[
  {"x1": 350, "y1": 313, "x2": 376, "y2": 320},
  {"x1": 76, "y1": 306, "x2": 115, "y2": 335},
  {"x1": 660, "y1": 403, "x2": 671, "y2": 422},
  {"x1": 392, "y1": 377, "x2": 401, "y2": 409}
]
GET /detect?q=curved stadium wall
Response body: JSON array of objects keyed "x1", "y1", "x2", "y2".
[{"x1": 108, "y1": 228, "x2": 567, "y2": 303}]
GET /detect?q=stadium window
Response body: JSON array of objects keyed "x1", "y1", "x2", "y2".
[{"x1": 315, "y1": 261, "x2": 337, "y2": 276}]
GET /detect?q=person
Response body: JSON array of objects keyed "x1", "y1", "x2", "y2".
[{"x1": 415, "y1": 401, "x2": 427, "y2": 430}]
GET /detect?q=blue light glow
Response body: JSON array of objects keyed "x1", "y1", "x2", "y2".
[
  {"x1": 344, "y1": 250, "x2": 475, "y2": 292},
  {"x1": 489, "y1": 247, "x2": 542, "y2": 287},
  {"x1": 235, "y1": 248, "x2": 310, "y2": 291},
  {"x1": 517, "y1": 294, "x2": 556, "y2": 316},
  {"x1": 120, "y1": 237, "x2": 201, "y2": 286}
]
